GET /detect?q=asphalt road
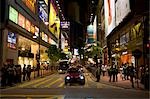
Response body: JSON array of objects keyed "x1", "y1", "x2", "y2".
[{"x1": 0, "y1": 70, "x2": 149, "y2": 99}]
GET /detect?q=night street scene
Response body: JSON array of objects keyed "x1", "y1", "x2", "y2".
[{"x1": 0, "y1": 0, "x2": 149, "y2": 99}]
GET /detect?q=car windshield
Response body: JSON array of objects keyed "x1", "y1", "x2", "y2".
[{"x1": 68, "y1": 68, "x2": 79, "y2": 74}]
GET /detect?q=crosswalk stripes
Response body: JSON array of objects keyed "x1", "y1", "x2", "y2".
[
  {"x1": 33, "y1": 78, "x2": 54, "y2": 88},
  {"x1": 0, "y1": 94, "x2": 65, "y2": 99},
  {"x1": 17, "y1": 77, "x2": 47, "y2": 88},
  {"x1": 45, "y1": 78, "x2": 62, "y2": 88}
]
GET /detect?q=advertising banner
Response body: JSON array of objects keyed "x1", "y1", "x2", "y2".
[
  {"x1": 18, "y1": 13, "x2": 25, "y2": 28},
  {"x1": 9, "y1": 6, "x2": 18, "y2": 24},
  {"x1": 39, "y1": 5, "x2": 48, "y2": 23},
  {"x1": 104, "y1": 0, "x2": 115, "y2": 37},
  {"x1": 22, "y1": 0, "x2": 36, "y2": 13},
  {"x1": 49, "y1": 2, "x2": 60, "y2": 39}
]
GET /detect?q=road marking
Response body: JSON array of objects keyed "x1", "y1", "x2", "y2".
[
  {"x1": 33, "y1": 77, "x2": 54, "y2": 88},
  {"x1": 0, "y1": 94, "x2": 65, "y2": 99},
  {"x1": 17, "y1": 77, "x2": 47, "y2": 88},
  {"x1": 45, "y1": 78, "x2": 62, "y2": 88},
  {"x1": 58, "y1": 82, "x2": 64, "y2": 87}
]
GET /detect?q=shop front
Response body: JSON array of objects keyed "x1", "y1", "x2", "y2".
[{"x1": 18, "y1": 36, "x2": 39, "y2": 69}]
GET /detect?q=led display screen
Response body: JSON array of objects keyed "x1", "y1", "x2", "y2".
[
  {"x1": 7, "y1": 32, "x2": 17, "y2": 49},
  {"x1": 39, "y1": 5, "x2": 48, "y2": 23},
  {"x1": 25, "y1": 19, "x2": 31, "y2": 32},
  {"x1": 9, "y1": 6, "x2": 18, "y2": 24},
  {"x1": 18, "y1": 13, "x2": 25, "y2": 28}
]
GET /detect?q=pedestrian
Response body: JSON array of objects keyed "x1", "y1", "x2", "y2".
[
  {"x1": 129, "y1": 63, "x2": 135, "y2": 88},
  {"x1": 22, "y1": 64, "x2": 27, "y2": 81},
  {"x1": 95, "y1": 66, "x2": 101, "y2": 82},
  {"x1": 7, "y1": 64, "x2": 14, "y2": 86},
  {"x1": 102, "y1": 64, "x2": 106, "y2": 76},
  {"x1": 15, "y1": 65, "x2": 22, "y2": 83},
  {"x1": 122, "y1": 64, "x2": 127, "y2": 80},
  {"x1": 112, "y1": 63, "x2": 117, "y2": 82},
  {"x1": 27, "y1": 65, "x2": 32, "y2": 80},
  {"x1": 108, "y1": 66, "x2": 113, "y2": 82},
  {"x1": 1, "y1": 63, "x2": 8, "y2": 87}
]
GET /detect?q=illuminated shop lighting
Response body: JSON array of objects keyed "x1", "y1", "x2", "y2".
[
  {"x1": 58, "y1": 6, "x2": 61, "y2": 9},
  {"x1": 39, "y1": 1, "x2": 44, "y2": 4},
  {"x1": 92, "y1": 1, "x2": 94, "y2": 4},
  {"x1": 60, "y1": 10, "x2": 62, "y2": 12},
  {"x1": 57, "y1": 3, "x2": 60, "y2": 6},
  {"x1": 56, "y1": 0, "x2": 58, "y2": 3},
  {"x1": 41, "y1": 4, "x2": 46, "y2": 7}
]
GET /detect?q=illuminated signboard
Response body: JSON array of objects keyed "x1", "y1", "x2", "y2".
[
  {"x1": 39, "y1": 5, "x2": 48, "y2": 23},
  {"x1": 22, "y1": 0, "x2": 36, "y2": 13},
  {"x1": 44, "y1": 33, "x2": 48, "y2": 42},
  {"x1": 18, "y1": 13, "x2": 25, "y2": 28},
  {"x1": 61, "y1": 21, "x2": 70, "y2": 29},
  {"x1": 116, "y1": 0, "x2": 131, "y2": 26},
  {"x1": 104, "y1": 0, "x2": 115, "y2": 37},
  {"x1": 49, "y1": 2, "x2": 60, "y2": 39},
  {"x1": 93, "y1": 16, "x2": 97, "y2": 40},
  {"x1": 44, "y1": 0, "x2": 48, "y2": 5},
  {"x1": 30, "y1": 24, "x2": 35, "y2": 34},
  {"x1": 25, "y1": 19, "x2": 31, "y2": 32},
  {"x1": 87, "y1": 24, "x2": 94, "y2": 43},
  {"x1": 9, "y1": 6, "x2": 18, "y2": 24},
  {"x1": 7, "y1": 32, "x2": 17, "y2": 49},
  {"x1": 35, "y1": 26, "x2": 39, "y2": 37}
]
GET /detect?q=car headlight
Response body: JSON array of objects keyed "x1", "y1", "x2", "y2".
[
  {"x1": 66, "y1": 76, "x2": 70, "y2": 80},
  {"x1": 80, "y1": 76, "x2": 84, "y2": 79}
]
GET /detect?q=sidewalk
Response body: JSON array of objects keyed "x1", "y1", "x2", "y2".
[{"x1": 90, "y1": 73, "x2": 145, "y2": 90}]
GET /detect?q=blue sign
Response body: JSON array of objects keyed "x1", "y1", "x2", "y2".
[{"x1": 39, "y1": 5, "x2": 48, "y2": 23}]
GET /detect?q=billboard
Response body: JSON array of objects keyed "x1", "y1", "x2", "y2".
[
  {"x1": 9, "y1": 6, "x2": 18, "y2": 24},
  {"x1": 39, "y1": 5, "x2": 48, "y2": 23},
  {"x1": 7, "y1": 32, "x2": 17, "y2": 49},
  {"x1": 116, "y1": 0, "x2": 131, "y2": 26},
  {"x1": 49, "y1": 2, "x2": 60, "y2": 39},
  {"x1": 87, "y1": 24, "x2": 94, "y2": 43},
  {"x1": 22, "y1": 0, "x2": 36, "y2": 13},
  {"x1": 18, "y1": 13, "x2": 25, "y2": 28},
  {"x1": 93, "y1": 16, "x2": 97, "y2": 40},
  {"x1": 104, "y1": 0, "x2": 115, "y2": 37}
]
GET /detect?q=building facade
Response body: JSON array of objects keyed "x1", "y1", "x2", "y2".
[{"x1": 0, "y1": 0, "x2": 59, "y2": 69}]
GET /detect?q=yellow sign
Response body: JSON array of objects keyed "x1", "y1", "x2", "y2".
[
  {"x1": 49, "y1": 3, "x2": 60, "y2": 39},
  {"x1": 22, "y1": 0, "x2": 36, "y2": 13}
]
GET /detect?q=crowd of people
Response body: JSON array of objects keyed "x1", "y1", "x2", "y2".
[
  {"x1": 1, "y1": 63, "x2": 32, "y2": 87},
  {"x1": 94, "y1": 62, "x2": 149, "y2": 90}
]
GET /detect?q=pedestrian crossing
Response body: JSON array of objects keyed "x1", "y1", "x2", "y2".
[
  {"x1": 0, "y1": 94, "x2": 65, "y2": 99},
  {"x1": 8, "y1": 73, "x2": 123, "y2": 89}
]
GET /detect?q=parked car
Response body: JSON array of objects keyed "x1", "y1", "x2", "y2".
[{"x1": 65, "y1": 67, "x2": 85, "y2": 85}]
